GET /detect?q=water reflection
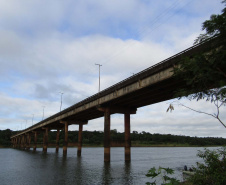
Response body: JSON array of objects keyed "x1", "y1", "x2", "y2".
[
  {"x1": 124, "y1": 161, "x2": 132, "y2": 184},
  {"x1": 75, "y1": 157, "x2": 83, "y2": 184},
  {"x1": 102, "y1": 162, "x2": 112, "y2": 185}
]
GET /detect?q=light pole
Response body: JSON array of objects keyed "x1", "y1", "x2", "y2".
[
  {"x1": 59, "y1": 92, "x2": 64, "y2": 111},
  {"x1": 42, "y1": 106, "x2": 45, "y2": 120},
  {"x1": 95, "y1": 63, "x2": 102, "y2": 92},
  {"x1": 31, "y1": 114, "x2": 34, "y2": 125}
]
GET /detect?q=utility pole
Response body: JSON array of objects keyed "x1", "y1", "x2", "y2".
[
  {"x1": 59, "y1": 92, "x2": 64, "y2": 111},
  {"x1": 42, "y1": 106, "x2": 45, "y2": 120},
  {"x1": 95, "y1": 64, "x2": 102, "y2": 92}
]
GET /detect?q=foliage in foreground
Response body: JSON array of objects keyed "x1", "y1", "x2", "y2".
[
  {"x1": 146, "y1": 147, "x2": 226, "y2": 185},
  {"x1": 188, "y1": 147, "x2": 226, "y2": 185},
  {"x1": 146, "y1": 167, "x2": 180, "y2": 185}
]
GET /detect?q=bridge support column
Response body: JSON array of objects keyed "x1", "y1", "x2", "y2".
[
  {"x1": 18, "y1": 137, "x2": 20, "y2": 148},
  {"x1": 124, "y1": 113, "x2": 131, "y2": 161},
  {"x1": 27, "y1": 133, "x2": 31, "y2": 150},
  {"x1": 63, "y1": 123, "x2": 68, "y2": 156},
  {"x1": 22, "y1": 135, "x2": 26, "y2": 150},
  {"x1": 25, "y1": 134, "x2": 28, "y2": 150},
  {"x1": 33, "y1": 132, "x2": 37, "y2": 151},
  {"x1": 77, "y1": 124, "x2": 83, "y2": 157},
  {"x1": 20, "y1": 136, "x2": 23, "y2": 149},
  {"x1": 56, "y1": 129, "x2": 60, "y2": 153},
  {"x1": 19, "y1": 136, "x2": 21, "y2": 149},
  {"x1": 16, "y1": 137, "x2": 18, "y2": 148},
  {"x1": 43, "y1": 128, "x2": 49, "y2": 153},
  {"x1": 104, "y1": 107, "x2": 111, "y2": 162}
]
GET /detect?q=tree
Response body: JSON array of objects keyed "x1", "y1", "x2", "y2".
[{"x1": 168, "y1": 0, "x2": 226, "y2": 128}]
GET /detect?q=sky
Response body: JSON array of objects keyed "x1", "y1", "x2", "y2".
[{"x1": 0, "y1": 0, "x2": 225, "y2": 138}]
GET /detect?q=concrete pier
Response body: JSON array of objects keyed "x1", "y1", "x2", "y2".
[
  {"x1": 43, "y1": 128, "x2": 49, "y2": 153},
  {"x1": 63, "y1": 122, "x2": 68, "y2": 156},
  {"x1": 124, "y1": 113, "x2": 131, "y2": 161},
  {"x1": 77, "y1": 124, "x2": 83, "y2": 156},
  {"x1": 33, "y1": 132, "x2": 37, "y2": 151},
  {"x1": 104, "y1": 108, "x2": 111, "y2": 162},
  {"x1": 56, "y1": 129, "x2": 60, "y2": 153},
  {"x1": 27, "y1": 133, "x2": 31, "y2": 150},
  {"x1": 22, "y1": 135, "x2": 25, "y2": 150}
]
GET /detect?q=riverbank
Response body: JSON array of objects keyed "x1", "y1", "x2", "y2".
[{"x1": 3, "y1": 143, "x2": 225, "y2": 148}]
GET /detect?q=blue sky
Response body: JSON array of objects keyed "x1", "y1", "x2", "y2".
[{"x1": 0, "y1": 0, "x2": 225, "y2": 137}]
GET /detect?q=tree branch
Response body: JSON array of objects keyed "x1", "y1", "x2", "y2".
[
  {"x1": 216, "y1": 117, "x2": 226, "y2": 128},
  {"x1": 168, "y1": 101, "x2": 226, "y2": 129},
  {"x1": 179, "y1": 103, "x2": 216, "y2": 119}
]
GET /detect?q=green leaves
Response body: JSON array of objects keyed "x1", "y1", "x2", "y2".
[
  {"x1": 146, "y1": 148, "x2": 226, "y2": 185},
  {"x1": 194, "y1": 1, "x2": 226, "y2": 44},
  {"x1": 179, "y1": 0, "x2": 226, "y2": 103},
  {"x1": 146, "y1": 166, "x2": 180, "y2": 185},
  {"x1": 188, "y1": 147, "x2": 226, "y2": 185}
]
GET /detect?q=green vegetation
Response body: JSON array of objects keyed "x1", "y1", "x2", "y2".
[
  {"x1": 146, "y1": 147, "x2": 226, "y2": 185},
  {"x1": 146, "y1": 167, "x2": 180, "y2": 185},
  {"x1": 1, "y1": 129, "x2": 226, "y2": 147},
  {"x1": 187, "y1": 147, "x2": 226, "y2": 185},
  {"x1": 169, "y1": 0, "x2": 226, "y2": 128},
  {"x1": 0, "y1": 129, "x2": 13, "y2": 147}
]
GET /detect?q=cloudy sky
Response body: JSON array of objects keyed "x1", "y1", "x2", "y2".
[{"x1": 0, "y1": 0, "x2": 225, "y2": 138}]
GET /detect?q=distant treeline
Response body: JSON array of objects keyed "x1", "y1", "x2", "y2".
[{"x1": 1, "y1": 129, "x2": 226, "y2": 147}]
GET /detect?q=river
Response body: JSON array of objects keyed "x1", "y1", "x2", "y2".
[{"x1": 0, "y1": 147, "x2": 216, "y2": 185}]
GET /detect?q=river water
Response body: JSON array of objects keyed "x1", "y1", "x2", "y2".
[{"x1": 0, "y1": 147, "x2": 216, "y2": 185}]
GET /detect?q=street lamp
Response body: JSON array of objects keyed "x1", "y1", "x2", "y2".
[
  {"x1": 42, "y1": 106, "x2": 45, "y2": 120},
  {"x1": 59, "y1": 92, "x2": 64, "y2": 111},
  {"x1": 31, "y1": 114, "x2": 34, "y2": 125},
  {"x1": 95, "y1": 64, "x2": 102, "y2": 92}
]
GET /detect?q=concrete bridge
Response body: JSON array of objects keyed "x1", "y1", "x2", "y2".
[{"x1": 11, "y1": 36, "x2": 225, "y2": 162}]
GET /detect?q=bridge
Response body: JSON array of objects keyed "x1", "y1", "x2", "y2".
[{"x1": 11, "y1": 36, "x2": 225, "y2": 162}]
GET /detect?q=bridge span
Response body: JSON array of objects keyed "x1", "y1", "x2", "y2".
[{"x1": 11, "y1": 36, "x2": 225, "y2": 162}]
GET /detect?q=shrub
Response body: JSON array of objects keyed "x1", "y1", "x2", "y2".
[{"x1": 188, "y1": 147, "x2": 226, "y2": 185}]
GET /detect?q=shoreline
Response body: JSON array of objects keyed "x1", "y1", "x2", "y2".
[{"x1": 1, "y1": 144, "x2": 225, "y2": 148}]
